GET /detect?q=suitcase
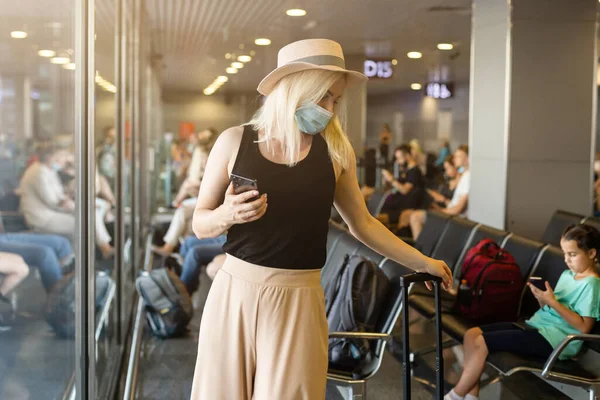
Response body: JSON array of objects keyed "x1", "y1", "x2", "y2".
[{"x1": 399, "y1": 273, "x2": 444, "y2": 399}]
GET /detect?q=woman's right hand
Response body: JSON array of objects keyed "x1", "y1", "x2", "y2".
[{"x1": 219, "y1": 183, "x2": 268, "y2": 227}]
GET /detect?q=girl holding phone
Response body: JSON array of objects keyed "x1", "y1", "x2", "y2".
[{"x1": 446, "y1": 224, "x2": 600, "y2": 400}]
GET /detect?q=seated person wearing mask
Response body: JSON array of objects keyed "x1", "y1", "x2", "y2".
[
  {"x1": 19, "y1": 144, "x2": 114, "y2": 258},
  {"x1": 377, "y1": 144, "x2": 425, "y2": 227},
  {"x1": 409, "y1": 145, "x2": 470, "y2": 240}
]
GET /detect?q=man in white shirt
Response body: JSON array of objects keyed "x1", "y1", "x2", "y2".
[{"x1": 410, "y1": 145, "x2": 470, "y2": 240}]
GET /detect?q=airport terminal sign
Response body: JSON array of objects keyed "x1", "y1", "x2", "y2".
[
  {"x1": 425, "y1": 82, "x2": 454, "y2": 99},
  {"x1": 364, "y1": 60, "x2": 394, "y2": 79}
]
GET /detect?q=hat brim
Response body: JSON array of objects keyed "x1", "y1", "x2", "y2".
[{"x1": 257, "y1": 62, "x2": 368, "y2": 96}]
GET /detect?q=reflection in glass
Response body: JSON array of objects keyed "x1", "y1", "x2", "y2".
[{"x1": 0, "y1": 1, "x2": 78, "y2": 397}]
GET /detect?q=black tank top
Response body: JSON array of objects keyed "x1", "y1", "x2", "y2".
[{"x1": 222, "y1": 125, "x2": 336, "y2": 270}]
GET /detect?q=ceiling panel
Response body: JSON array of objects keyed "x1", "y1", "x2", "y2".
[{"x1": 145, "y1": 0, "x2": 473, "y2": 94}]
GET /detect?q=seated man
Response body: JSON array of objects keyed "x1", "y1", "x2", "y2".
[
  {"x1": 409, "y1": 145, "x2": 470, "y2": 240},
  {"x1": 178, "y1": 234, "x2": 226, "y2": 294},
  {"x1": 377, "y1": 144, "x2": 425, "y2": 228}
]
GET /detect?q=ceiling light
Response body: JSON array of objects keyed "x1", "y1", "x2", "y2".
[
  {"x1": 38, "y1": 49, "x2": 56, "y2": 57},
  {"x1": 411, "y1": 83, "x2": 422, "y2": 90},
  {"x1": 50, "y1": 56, "x2": 70, "y2": 65},
  {"x1": 237, "y1": 55, "x2": 251, "y2": 63},
  {"x1": 407, "y1": 52, "x2": 422, "y2": 59},
  {"x1": 239, "y1": 44, "x2": 245, "y2": 50},
  {"x1": 226, "y1": 67, "x2": 238, "y2": 74},
  {"x1": 216, "y1": 76, "x2": 228, "y2": 83},
  {"x1": 249, "y1": 50, "x2": 256, "y2": 56},
  {"x1": 231, "y1": 62, "x2": 244, "y2": 69},
  {"x1": 63, "y1": 63, "x2": 76, "y2": 70},
  {"x1": 437, "y1": 43, "x2": 454, "y2": 50},
  {"x1": 225, "y1": 53, "x2": 232, "y2": 59},
  {"x1": 255, "y1": 38, "x2": 271, "y2": 46},
  {"x1": 391, "y1": 59, "x2": 398, "y2": 66},
  {"x1": 203, "y1": 88, "x2": 216, "y2": 95},
  {"x1": 10, "y1": 31, "x2": 27, "y2": 39},
  {"x1": 286, "y1": 9, "x2": 307, "y2": 16}
]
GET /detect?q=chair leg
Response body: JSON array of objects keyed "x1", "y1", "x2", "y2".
[
  {"x1": 348, "y1": 381, "x2": 367, "y2": 400},
  {"x1": 589, "y1": 384, "x2": 599, "y2": 400}
]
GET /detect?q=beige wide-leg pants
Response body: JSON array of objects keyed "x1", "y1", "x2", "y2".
[{"x1": 190, "y1": 254, "x2": 329, "y2": 400}]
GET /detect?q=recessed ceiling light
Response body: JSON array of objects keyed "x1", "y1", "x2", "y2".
[
  {"x1": 204, "y1": 88, "x2": 216, "y2": 95},
  {"x1": 10, "y1": 31, "x2": 27, "y2": 39},
  {"x1": 391, "y1": 59, "x2": 398, "y2": 65},
  {"x1": 225, "y1": 53, "x2": 232, "y2": 59},
  {"x1": 255, "y1": 38, "x2": 271, "y2": 46},
  {"x1": 50, "y1": 56, "x2": 70, "y2": 65},
  {"x1": 63, "y1": 63, "x2": 76, "y2": 70},
  {"x1": 286, "y1": 9, "x2": 307, "y2": 16},
  {"x1": 249, "y1": 50, "x2": 256, "y2": 56},
  {"x1": 411, "y1": 83, "x2": 422, "y2": 90},
  {"x1": 38, "y1": 49, "x2": 56, "y2": 57},
  {"x1": 226, "y1": 67, "x2": 238, "y2": 74},
  {"x1": 239, "y1": 44, "x2": 245, "y2": 50},
  {"x1": 437, "y1": 43, "x2": 454, "y2": 50},
  {"x1": 407, "y1": 51, "x2": 422, "y2": 59},
  {"x1": 231, "y1": 62, "x2": 244, "y2": 69},
  {"x1": 237, "y1": 55, "x2": 251, "y2": 63},
  {"x1": 216, "y1": 76, "x2": 228, "y2": 83}
]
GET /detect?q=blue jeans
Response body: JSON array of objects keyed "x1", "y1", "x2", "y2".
[
  {"x1": 179, "y1": 235, "x2": 226, "y2": 293},
  {"x1": 0, "y1": 233, "x2": 73, "y2": 291}
]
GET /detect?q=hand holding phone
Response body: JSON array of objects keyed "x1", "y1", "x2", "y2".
[
  {"x1": 222, "y1": 174, "x2": 268, "y2": 226},
  {"x1": 230, "y1": 173, "x2": 259, "y2": 202},
  {"x1": 528, "y1": 276, "x2": 546, "y2": 291}
]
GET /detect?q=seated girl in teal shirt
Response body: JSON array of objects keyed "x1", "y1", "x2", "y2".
[{"x1": 446, "y1": 224, "x2": 600, "y2": 400}]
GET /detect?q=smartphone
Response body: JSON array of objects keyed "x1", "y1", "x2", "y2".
[
  {"x1": 229, "y1": 173, "x2": 259, "y2": 201},
  {"x1": 529, "y1": 276, "x2": 546, "y2": 291}
]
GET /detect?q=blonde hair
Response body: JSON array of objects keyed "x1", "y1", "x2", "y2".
[{"x1": 249, "y1": 69, "x2": 353, "y2": 170}]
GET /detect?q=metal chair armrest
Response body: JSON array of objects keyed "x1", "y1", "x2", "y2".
[
  {"x1": 329, "y1": 331, "x2": 392, "y2": 344},
  {"x1": 541, "y1": 333, "x2": 600, "y2": 379}
]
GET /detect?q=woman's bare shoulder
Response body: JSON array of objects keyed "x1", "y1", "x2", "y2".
[{"x1": 212, "y1": 125, "x2": 245, "y2": 174}]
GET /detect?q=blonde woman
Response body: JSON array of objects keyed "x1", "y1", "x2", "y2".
[{"x1": 190, "y1": 39, "x2": 453, "y2": 399}]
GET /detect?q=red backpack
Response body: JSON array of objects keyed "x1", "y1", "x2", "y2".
[{"x1": 458, "y1": 239, "x2": 523, "y2": 322}]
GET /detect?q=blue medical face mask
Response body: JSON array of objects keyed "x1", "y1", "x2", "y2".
[
  {"x1": 294, "y1": 102, "x2": 333, "y2": 135},
  {"x1": 458, "y1": 166, "x2": 465, "y2": 173},
  {"x1": 52, "y1": 163, "x2": 62, "y2": 172}
]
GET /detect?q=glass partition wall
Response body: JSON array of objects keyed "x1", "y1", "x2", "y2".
[{"x1": 0, "y1": 0, "x2": 155, "y2": 398}]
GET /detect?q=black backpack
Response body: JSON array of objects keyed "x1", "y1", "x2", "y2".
[
  {"x1": 324, "y1": 255, "x2": 390, "y2": 370},
  {"x1": 45, "y1": 271, "x2": 113, "y2": 338},
  {"x1": 135, "y1": 268, "x2": 193, "y2": 338}
]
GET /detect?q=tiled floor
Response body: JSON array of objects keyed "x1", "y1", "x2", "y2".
[{"x1": 134, "y1": 270, "x2": 572, "y2": 400}]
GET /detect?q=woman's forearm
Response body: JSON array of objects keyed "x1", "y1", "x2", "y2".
[
  {"x1": 349, "y1": 216, "x2": 429, "y2": 272},
  {"x1": 193, "y1": 207, "x2": 231, "y2": 239}
]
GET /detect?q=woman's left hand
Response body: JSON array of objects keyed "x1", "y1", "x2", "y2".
[
  {"x1": 528, "y1": 281, "x2": 557, "y2": 308},
  {"x1": 421, "y1": 257, "x2": 453, "y2": 291}
]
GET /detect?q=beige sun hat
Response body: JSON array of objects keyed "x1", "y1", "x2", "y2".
[{"x1": 257, "y1": 38, "x2": 368, "y2": 96}]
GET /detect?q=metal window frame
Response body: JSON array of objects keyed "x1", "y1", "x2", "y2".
[{"x1": 74, "y1": 0, "x2": 96, "y2": 397}]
